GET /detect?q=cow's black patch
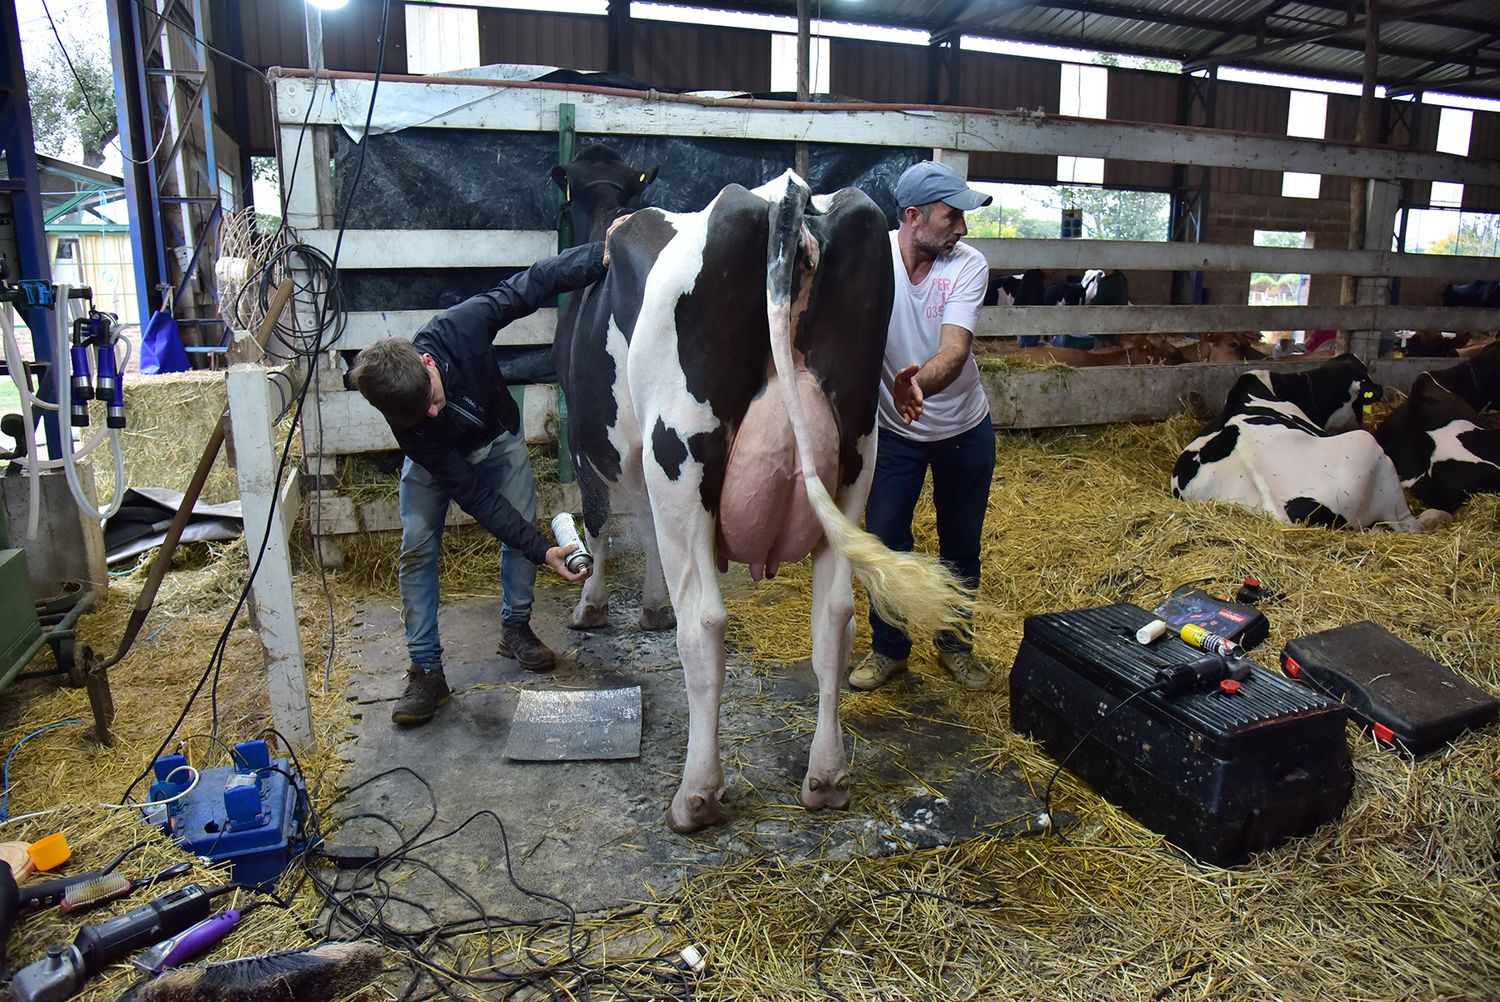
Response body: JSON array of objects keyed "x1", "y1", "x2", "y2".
[
  {"x1": 1431, "y1": 340, "x2": 1500, "y2": 413},
  {"x1": 688, "y1": 428, "x2": 729, "y2": 515},
  {"x1": 1284, "y1": 497, "x2": 1347, "y2": 528},
  {"x1": 1196, "y1": 424, "x2": 1239, "y2": 465},
  {"x1": 1170, "y1": 451, "x2": 1198, "y2": 496},
  {"x1": 652, "y1": 417, "x2": 689, "y2": 481},
  {"x1": 1262, "y1": 354, "x2": 1369, "y2": 430}
]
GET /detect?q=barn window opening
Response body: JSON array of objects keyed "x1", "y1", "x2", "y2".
[
  {"x1": 1281, "y1": 91, "x2": 1326, "y2": 200},
  {"x1": 770, "y1": 33, "x2": 830, "y2": 94},
  {"x1": 1057, "y1": 63, "x2": 1106, "y2": 186},
  {"x1": 1404, "y1": 107, "x2": 1482, "y2": 256},
  {"x1": 1251, "y1": 230, "x2": 1310, "y2": 346},
  {"x1": 405, "y1": 4, "x2": 481, "y2": 75},
  {"x1": 966, "y1": 183, "x2": 1169, "y2": 242}
]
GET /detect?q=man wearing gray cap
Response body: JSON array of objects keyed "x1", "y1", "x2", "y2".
[{"x1": 849, "y1": 159, "x2": 997, "y2": 692}]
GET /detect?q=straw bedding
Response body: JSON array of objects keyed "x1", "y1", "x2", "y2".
[{"x1": 3, "y1": 409, "x2": 1496, "y2": 1001}]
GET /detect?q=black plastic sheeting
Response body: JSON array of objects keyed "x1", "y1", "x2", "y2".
[
  {"x1": 331, "y1": 128, "x2": 926, "y2": 381},
  {"x1": 332, "y1": 129, "x2": 924, "y2": 237}
]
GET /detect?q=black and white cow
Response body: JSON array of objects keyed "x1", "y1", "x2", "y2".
[
  {"x1": 1171, "y1": 354, "x2": 1448, "y2": 531},
  {"x1": 1375, "y1": 357, "x2": 1500, "y2": 515},
  {"x1": 551, "y1": 147, "x2": 971, "y2": 833},
  {"x1": 550, "y1": 145, "x2": 668, "y2": 631}
]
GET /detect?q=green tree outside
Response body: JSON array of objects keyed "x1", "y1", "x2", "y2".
[
  {"x1": 1425, "y1": 215, "x2": 1500, "y2": 257},
  {"x1": 1053, "y1": 186, "x2": 1170, "y2": 241},
  {"x1": 26, "y1": 46, "x2": 116, "y2": 167}
]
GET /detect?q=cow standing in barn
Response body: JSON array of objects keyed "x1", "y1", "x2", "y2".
[
  {"x1": 1375, "y1": 342, "x2": 1500, "y2": 515},
  {"x1": 1171, "y1": 354, "x2": 1449, "y2": 531},
  {"x1": 551, "y1": 146, "x2": 971, "y2": 833}
]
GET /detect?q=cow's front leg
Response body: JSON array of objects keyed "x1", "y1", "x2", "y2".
[
  {"x1": 569, "y1": 528, "x2": 611, "y2": 629},
  {"x1": 802, "y1": 538, "x2": 852, "y2": 811},
  {"x1": 635, "y1": 509, "x2": 675, "y2": 631}
]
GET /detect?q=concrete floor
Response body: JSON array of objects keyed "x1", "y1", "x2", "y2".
[{"x1": 335, "y1": 562, "x2": 1037, "y2": 925}]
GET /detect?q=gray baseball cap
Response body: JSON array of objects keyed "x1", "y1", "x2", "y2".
[{"x1": 895, "y1": 161, "x2": 993, "y2": 211}]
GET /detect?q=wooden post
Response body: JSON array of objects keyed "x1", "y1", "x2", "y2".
[
  {"x1": 795, "y1": 0, "x2": 810, "y2": 180},
  {"x1": 227, "y1": 363, "x2": 313, "y2": 748},
  {"x1": 1339, "y1": 0, "x2": 1381, "y2": 356}
]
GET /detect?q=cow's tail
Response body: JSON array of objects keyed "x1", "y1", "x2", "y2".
[{"x1": 764, "y1": 176, "x2": 974, "y2": 643}]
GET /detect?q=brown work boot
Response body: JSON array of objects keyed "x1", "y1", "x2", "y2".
[
  {"x1": 391, "y1": 664, "x2": 450, "y2": 726},
  {"x1": 499, "y1": 622, "x2": 556, "y2": 673},
  {"x1": 848, "y1": 652, "x2": 908, "y2": 691},
  {"x1": 938, "y1": 649, "x2": 992, "y2": 691}
]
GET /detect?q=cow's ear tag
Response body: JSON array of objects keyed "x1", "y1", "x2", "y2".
[
  {"x1": 639, "y1": 173, "x2": 646, "y2": 182},
  {"x1": 566, "y1": 180, "x2": 572, "y2": 201}
]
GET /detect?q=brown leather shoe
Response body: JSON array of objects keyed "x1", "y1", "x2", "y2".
[
  {"x1": 391, "y1": 665, "x2": 450, "y2": 726},
  {"x1": 499, "y1": 622, "x2": 556, "y2": 673}
]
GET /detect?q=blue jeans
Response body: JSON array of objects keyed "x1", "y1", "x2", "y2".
[
  {"x1": 865, "y1": 417, "x2": 996, "y2": 660},
  {"x1": 398, "y1": 431, "x2": 537, "y2": 670}
]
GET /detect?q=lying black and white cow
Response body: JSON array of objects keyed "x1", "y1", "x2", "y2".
[
  {"x1": 1375, "y1": 351, "x2": 1500, "y2": 515},
  {"x1": 1171, "y1": 354, "x2": 1448, "y2": 531},
  {"x1": 551, "y1": 146, "x2": 971, "y2": 832}
]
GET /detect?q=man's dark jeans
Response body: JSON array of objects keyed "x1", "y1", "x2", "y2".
[{"x1": 865, "y1": 417, "x2": 996, "y2": 660}]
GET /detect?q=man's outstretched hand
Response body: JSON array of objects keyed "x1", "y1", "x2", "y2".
[
  {"x1": 545, "y1": 544, "x2": 591, "y2": 583},
  {"x1": 892, "y1": 364, "x2": 924, "y2": 424}
]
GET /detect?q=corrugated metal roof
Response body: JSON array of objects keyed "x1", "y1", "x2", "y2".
[{"x1": 723, "y1": 0, "x2": 1500, "y2": 99}]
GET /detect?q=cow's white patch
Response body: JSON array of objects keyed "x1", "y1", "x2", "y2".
[{"x1": 1427, "y1": 419, "x2": 1500, "y2": 477}]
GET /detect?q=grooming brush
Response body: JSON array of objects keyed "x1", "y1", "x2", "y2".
[
  {"x1": 59, "y1": 862, "x2": 193, "y2": 916},
  {"x1": 18, "y1": 841, "x2": 146, "y2": 912},
  {"x1": 113, "y1": 941, "x2": 386, "y2": 1002}
]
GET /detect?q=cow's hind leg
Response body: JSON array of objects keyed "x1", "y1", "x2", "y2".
[
  {"x1": 802, "y1": 538, "x2": 852, "y2": 811},
  {"x1": 649, "y1": 491, "x2": 728, "y2": 833}
]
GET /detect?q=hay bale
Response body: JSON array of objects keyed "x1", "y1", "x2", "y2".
[{"x1": 119, "y1": 371, "x2": 236, "y2": 504}]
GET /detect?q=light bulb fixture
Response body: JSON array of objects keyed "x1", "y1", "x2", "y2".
[{"x1": 306, "y1": 0, "x2": 350, "y2": 11}]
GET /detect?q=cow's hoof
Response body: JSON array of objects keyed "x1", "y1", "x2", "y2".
[
  {"x1": 801, "y1": 772, "x2": 851, "y2": 812},
  {"x1": 1418, "y1": 508, "x2": 1454, "y2": 529},
  {"x1": 666, "y1": 791, "x2": 722, "y2": 833},
  {"x1": 568, "y1": 602, "x2": 609, "y2": 630},
  {"x1": 639, "y1": 605, "x2": 676, "y2": 631}
]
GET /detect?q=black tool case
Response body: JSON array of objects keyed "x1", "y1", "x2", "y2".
[
  {"x1": 1281, "y1": 621, "x2": 1498, "y2": 757},
  {"x1": 1010, "y1": 604, "x2": 1353, "y2": 866},
  {"x1": 1153, "y1": 585, "x2": 1270, "y2": 649}
]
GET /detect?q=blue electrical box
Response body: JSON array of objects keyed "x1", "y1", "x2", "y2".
[{"x1": 147, "y1": 740, "x2": 310, "y2": 889}]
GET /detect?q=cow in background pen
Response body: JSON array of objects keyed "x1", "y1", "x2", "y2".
[{"x1": 1171, "y1": 354, "x2": 1449, "y2": 531}]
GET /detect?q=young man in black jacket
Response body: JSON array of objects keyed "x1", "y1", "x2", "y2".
[{"x1": 350, "y1": 240, "x2": 606, "y2": 726}]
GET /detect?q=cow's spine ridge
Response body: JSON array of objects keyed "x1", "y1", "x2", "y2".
[{"x1": 764, "y1": 174, "x2": 973, "y2": 642}]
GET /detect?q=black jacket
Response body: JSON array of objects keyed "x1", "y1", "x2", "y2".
[{"x1": 392, "y1": 242, "x2": 607, "y2": 565}]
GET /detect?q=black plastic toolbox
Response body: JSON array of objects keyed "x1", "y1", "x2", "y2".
[
  {"x1": 1011, "y1": 603, "x2": 1353, "y2": 866},
  {"x1": 1281, "y1": 621, "x2": 1498, "y2": 757}
]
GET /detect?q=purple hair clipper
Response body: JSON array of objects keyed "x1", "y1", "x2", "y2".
[{"x1": 132, "y1": 908, "x2": 242, "y2": 974}]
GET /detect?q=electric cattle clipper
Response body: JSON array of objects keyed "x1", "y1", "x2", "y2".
[{"x1": 8, "y1": 881, "x2": 235, "y2": 1002}]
